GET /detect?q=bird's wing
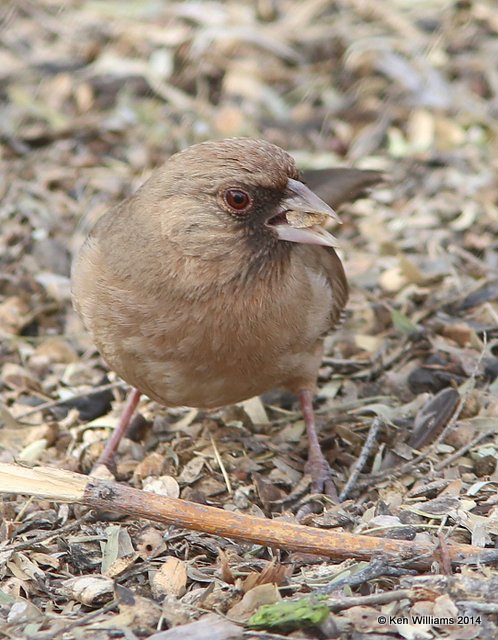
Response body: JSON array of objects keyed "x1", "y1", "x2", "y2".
[
  {"x1": 301, "y1": 167, "x2": 384, "y2": 209},
  {"x1": 297, "y1": 245, "x2": 349, "y2": 332}
]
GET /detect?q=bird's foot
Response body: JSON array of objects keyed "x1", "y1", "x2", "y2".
[
  {"x1": 298, "y1": 388, "x2": 339, "y2": 502},
  {"x1": 305, "y1": 453, "x2": 339, "y2": 502},
  {"x1": 295, "y1": 454, "x2": 339, "y2": 521}
]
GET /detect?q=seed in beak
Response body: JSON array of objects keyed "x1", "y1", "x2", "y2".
[{"x1": 286, "y1": 210, "x2": 331, "y2": 229}]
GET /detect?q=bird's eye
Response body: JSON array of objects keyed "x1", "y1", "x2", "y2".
[{"x1": 224, "y1": 188, "x2": 252, "y2": 213}]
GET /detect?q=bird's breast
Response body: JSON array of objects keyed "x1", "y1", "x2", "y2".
[
  {"x1": 112, "y1": 288, "x2": 329, "y2": 407},
  {"x1": 75, "y1": 242, "x2": 337, "y2": 408}
]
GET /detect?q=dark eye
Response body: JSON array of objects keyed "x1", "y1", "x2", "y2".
[{"x1": 224, "y1": 188, "x2": 252, "y2": 213}]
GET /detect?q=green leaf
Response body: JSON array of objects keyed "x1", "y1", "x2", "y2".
[
  {"x1": 391, "y1": 309, "x2": 419, "y2": 334},
  {"x1": 247, "y1": 597, "x2": 329, "y2": 631}
]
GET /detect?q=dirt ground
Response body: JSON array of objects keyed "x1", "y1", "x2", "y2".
[{"x1": 1, "y1": 1, "x2": 497, "y2": 638}]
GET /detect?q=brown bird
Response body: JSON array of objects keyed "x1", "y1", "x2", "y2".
[{"x1": 72, "y1": 138, "x2": 380, "y2": 497}]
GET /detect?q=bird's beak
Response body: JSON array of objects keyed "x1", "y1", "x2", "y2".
[{"x1": 268, "y1": 178, "x2": 341, "y2": 248}]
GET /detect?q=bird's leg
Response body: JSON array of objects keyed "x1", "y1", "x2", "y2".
[
  {"x1": 298, "y1": 388, "x2": 339, "y2": 501},
  {"x1": 96, "y1": 388, "x2": 141, "y2": 468}
]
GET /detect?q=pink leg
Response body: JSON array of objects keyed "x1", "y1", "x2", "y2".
[
  {"x1": 96, "y1": 388, "x2": 141, "y2": 468},
  {"x1": 298, "y1": 389, "x2": 338, "y2": 501}
]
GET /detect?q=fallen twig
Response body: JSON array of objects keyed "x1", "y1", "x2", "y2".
[
  {"x1": 456, "y1": 602, "x2": 498, "y2": 614},
  {"x1": 339, "y1": 417, "x2": 383, "y2": 501},
  {"x1": 326, "y1": 588, "x2": 412, "y2": 612},
  {"x1": 0, "y1": 463, "x2": 491, "y2": 570},
  {"x1": 314, "y1": 557, "x2": 415, "y2": 595},
  {"x1": 435, "y1": 431, "x2": 490, "y2": 471}
]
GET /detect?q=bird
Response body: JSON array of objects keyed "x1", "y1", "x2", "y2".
[{"x1": 72, "y1": 138, "x2": 381, "y2": 498}]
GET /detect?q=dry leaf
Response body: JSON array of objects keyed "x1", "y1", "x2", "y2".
[
  {"x1": 345, "y1": 605, "x2": 392, "y2": 633},
  {"x1": 227, "y1": 583, "x2": 281, "y2": 623},
  {"x1": 7, "y1": 599, "x2": 44, "y2": 624},
  {"x1": 136, "y1": 527, "x2": 167, "y2": 559},
  {"x1": 440, "y1": 322, "x2": 475, "y2": 347},
  {"x1": 101, "y1": 525, "x2": 136, "y2": 577},
  {"x1": 61, "y1": 575, "x2": 114, "y2": 605},
  {"x1": 113, "y1": 584, "x2": 162, "y2": 634},
  {"x1": 0, "y1": 297, "x2": 31, "y2": 335},
  {"x1": 33, "y1": 337, "x2": 78, "y2": 363},
  {"x1": 241, "y1": 558, "x2": 289, "y2": 593},
  {"x1": 178, "y1": 456, "x2": 205, "y2": 484},
  {"x1": 151, "y1": 556, "x2": 188, "y2": 598},
  {"x1": 148, "y1": 613, "x2": 242, "y2": 640},
  {"x1": 143, "y1": 475, "x2": 180, "y2": 498},
  {"x1": 133, "y1": 452, "x2": 166, "y2": 480}
]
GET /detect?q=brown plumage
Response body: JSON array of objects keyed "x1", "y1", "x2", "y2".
[{"x1": 72, "y1": 138, "x2": 380, "y2": 496}]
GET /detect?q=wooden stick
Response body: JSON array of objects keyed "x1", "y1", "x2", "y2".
[{"x1": 0, "y1": 463, "x2": 485, "y2": 569}]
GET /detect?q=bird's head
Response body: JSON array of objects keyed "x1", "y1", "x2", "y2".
[{"x1": 142, "y1": 138, "x2": 340, "y2": 265}]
